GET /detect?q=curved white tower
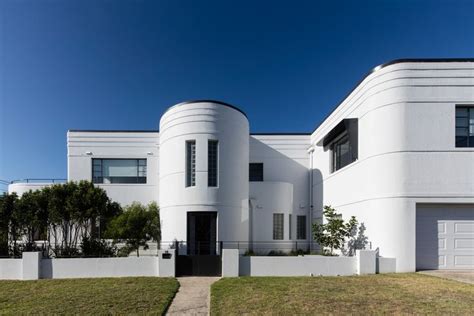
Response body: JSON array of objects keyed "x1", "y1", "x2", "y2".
[{"x1": 159, "y1": 101, "x2": 249, "y2": 253}]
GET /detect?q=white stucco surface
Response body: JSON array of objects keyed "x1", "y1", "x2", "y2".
[
  {"x1": 7, "y1": 60, "x2": 474, "y2": 274},
  {"x1": 0, "y1": 259, "x2": 22, "y2": 280},
  {"x1": 41, "y1": 256, "x2": 158, "y2": 279}
]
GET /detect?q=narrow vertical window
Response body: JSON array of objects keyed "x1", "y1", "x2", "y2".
[
  {"x1": 273, "y1": 213, "x2": 284, "y2": 240},
  {"x1": 289, "y1": 214, "x2": 292, "y2": 240},
  {"x1": 208, "y1": 140, "x2": 218, "y2": 187},
  {"x1": 186, "y1": 140, "x2": 196, "y2": 187},
  {"x1": 297, "y1": 215, "x2": 307, "y2": 240}
]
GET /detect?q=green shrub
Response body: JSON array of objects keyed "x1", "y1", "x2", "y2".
[{"x1": 80, "y1": 236, "x2": 117, "y2": 257}]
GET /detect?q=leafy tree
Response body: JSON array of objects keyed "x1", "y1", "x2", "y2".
[
  {"x1": 0, "y1": 193, "x2": 19, "y2": 256},
  {"x1": 45, "y1": 181, "x2": 117, "y2": 257},
  {"x1": 312, "y1": 205, "x2": 358, "y2": 256},
  {"x1": 106, "y1": 202, "x2": 160, "y2": 257},
  {"x1": 15, "y1": 190, "x2": 48, "y2": 251}
]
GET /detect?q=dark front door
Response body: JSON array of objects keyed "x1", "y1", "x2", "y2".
[
  {"x1": 176, "y1": 212, "x2": 221, "y2": 276},
  {"x1": 187, "y1": 212, "x2": 217, "y2": 255}
]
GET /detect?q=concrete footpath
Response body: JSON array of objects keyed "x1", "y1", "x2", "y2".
[
  {"x1": 418, "y1": 270, "x2": 474, "y2": 284},
  {"x1": 166, "y1": 277, "x2": 220, "y2": 315}
]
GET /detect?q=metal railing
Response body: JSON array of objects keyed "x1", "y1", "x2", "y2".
[
  {"x1": 10, "y1": 178, "x2": 67, "y2": 184},
  {"x1": 1, "y1": 240, "x2": 320, "y2": 259}
]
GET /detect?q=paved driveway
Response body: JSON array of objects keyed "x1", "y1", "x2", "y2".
[{"x1": 418, "y1": 270, "x2": 474, "y2": 284}]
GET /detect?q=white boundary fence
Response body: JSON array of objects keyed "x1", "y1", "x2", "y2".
[
  {"x1": 223, "y1": 249, "x2": 396, "y2": 277},
  {"x1": 0, "y1": 249, "x2": 396, "y2": 280},
  {"x1": 0, "y1": 250, "x2": 175, "y2": 280}
]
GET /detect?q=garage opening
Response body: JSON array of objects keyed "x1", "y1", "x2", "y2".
[{"x1": 416, "y1": 204, "x2": 474, "y2": 270}]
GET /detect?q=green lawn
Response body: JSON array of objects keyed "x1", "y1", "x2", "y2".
[
  {"x1": 0, "y1": 277, "x2": 179, "y2": 315},
  {"x1": 211, "y1": 274, "x2": 474, "y2": 315}
]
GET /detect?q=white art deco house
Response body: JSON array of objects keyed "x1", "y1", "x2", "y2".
[{"x1": 9, "y1": 59, "x2": 474, "y2": 273}]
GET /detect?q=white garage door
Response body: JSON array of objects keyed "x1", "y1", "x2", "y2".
[{"x1": 416, "y1": 205, "x2": 474, "y2": 270}]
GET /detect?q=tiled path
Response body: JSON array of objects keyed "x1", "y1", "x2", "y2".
[{"x1": 166, "y1": 277, "x2": 220, "y2": 315}]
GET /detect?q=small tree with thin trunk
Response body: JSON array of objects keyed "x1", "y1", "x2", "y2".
[{"x1": 312, "y1": 205, "x2": 358, "y2": 256}]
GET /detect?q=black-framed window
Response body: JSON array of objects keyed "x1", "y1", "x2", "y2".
[
  {"x1": 249, "y1": 163, "x2": 264, "y2": 181},
  {"x1": 208, "y1": 140, "x2": 218, "y2": 187},
  {"x1": 273, "y1": 213, "x2": 284, "y2": 240},
  {"x1": 331, "y1": 133, "x2": 354, "y2": 172},
  {"x1": 186, "y1": 140, "x2": 196, "y2": 187},
  {"x1": 456, "y1": 106, "x2": 474, "y2": 147},
  {"x1": 297, "y1": 215, "x2": 307, "y2": 240},
  {"x1": 92, "y1": 159, "x2": 147, "y2": 184}
]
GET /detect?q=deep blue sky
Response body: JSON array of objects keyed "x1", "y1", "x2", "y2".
[{"x1": 1, "y1": 0, "x2": 473, "y2": 189}]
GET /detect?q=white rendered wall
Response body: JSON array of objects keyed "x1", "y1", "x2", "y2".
[
  {"x1": 67, "y1": 131, "x2": 159, "y2": 206},
  {"x1": 239, "y1": 255, "x2": 357, "y2": 276},
  {"x1": 40, "y1": 257, "x2": 158, "y2": 279},
  {"x1": 250, "y1": 135, "x2": 311, "y2": 246},
  {"x1": 0, "y1": 259, "x2": 22, "y2": 279},
  {"x1": 249, "y1": 182, "x2": 293, "y2": 251},
  {"x1": 159, "y1": 101, "x2": 250, "y2": 244},
  {"x1": 311, "y1": 61, "x2": 474, "y2": 272}
]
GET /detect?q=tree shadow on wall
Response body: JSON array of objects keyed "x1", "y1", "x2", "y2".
[{"x1": 342, "y1": 222, "x2": 369, "y2": 256}]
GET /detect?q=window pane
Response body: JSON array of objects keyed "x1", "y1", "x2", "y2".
[
  {"x1": 456, "y1": 127, "x2": 468, "y2": 136},
  {"x1": 103, "y1": 160, "x2": 138, "y2": 177},
  {"x1": 289, "y1": 214, "x2": 292, "y2": 240},
  {"x1": 273, "y1": 213, "x2": 284, "y2": 240},
  {"x1": 249, "y1": 163, "x2": 264, "y2": 181},
  {"x1": 332, "y1": 134, "x2": 353, "y2": 172},
  {"x1": 456, "y1": 117, "x2": 468, "y2": 127},
  {"x1": 455, "y1": 107, "x2": 474, "y2": 148},
  {"x1": 456, "y1": 107, "x2": 468, "y2": 117},
  {"x1": 456, "y1": 136, "x2": 468, "y2": 147},
  {"x1": 92, "y1": 159, "x2": 146, "y2": 184},
  {"x1": 208, "y1": 140, "x2": 218, "y2": 187},
  {"x1": 297, "y1": 216, "x2": 306, "y2": 240}
]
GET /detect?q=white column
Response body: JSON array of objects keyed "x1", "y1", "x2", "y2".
[
  {"x1": 356, "y1": 250, "x2": 376, "y2": 275},
  {"x1": 22, "y1": 252, "x2": 41, "y2": 280},
  {"x1": 222, "y1": 249, "x2": 239, "y2": 277},
  {"x1": 158, "y1": 249, "x2": 176, "y2": 277}
]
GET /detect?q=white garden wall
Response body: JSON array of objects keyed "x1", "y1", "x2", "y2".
[
  {"x1": 40, "y1": 257, "x2": 158, "y2": 279},
  {"x1": 240, "y1": 255, "x2": 357, "y2": 276},
  {"x1": 222, "y1": 249, "x2": 395, "y2": 277},
  {"x1": 0, "y1": 259, "x2": 22, "y2": 280},
  {"x1": 0, "y1": 250, "x2": 175, "y2": 280}
]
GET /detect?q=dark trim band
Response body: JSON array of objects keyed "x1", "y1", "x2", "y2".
[
  {"x1": 312, "y1": 58, "x2": 474, "y2": 134},
  {"x1": 163, "y1": 100, "x2": 248, "y2": 119},
  {"x1": 68, "y1": 130, "x2": 159, "y2": 133},
  {"x1": 250, "y1": 132, "x2": 311, "y2": 136}
]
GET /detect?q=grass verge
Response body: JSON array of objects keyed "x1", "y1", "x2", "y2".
[
  {"x1": 0, "y1": 277, "x2": 179, "y2": 315},
  {"x1": 211, "y1": 273, "x2": 474, "y2": 315}
]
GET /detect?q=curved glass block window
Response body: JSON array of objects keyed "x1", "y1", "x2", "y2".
[
  {"x1": 186, "y1": 140, "x2": 196, "y2": 187},
  {"x1": 92, "y1": 159, "x2": 147, "y2": 184},
  {"x1": 273, "y1": 213, "x2": 284, "y2": 240},
  {"x1": 456, "y1": 107, "x2": 474, "y2": 147}
]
